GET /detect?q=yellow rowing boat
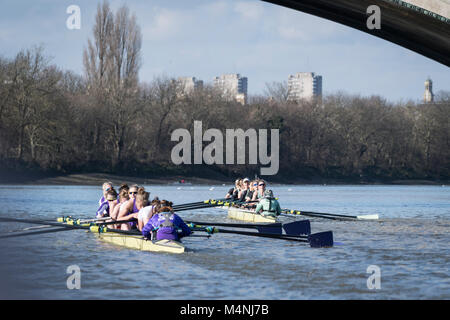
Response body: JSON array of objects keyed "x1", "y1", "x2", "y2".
[
  {"x1": 95, "y1": 232, "x2": 185, "y2": 254},
  {"x1": 58, "y1": 218, "x2": 186, "y2": 254},
  {"x1": 227, "y1": 206, "x2": 277, "y2": 223}
]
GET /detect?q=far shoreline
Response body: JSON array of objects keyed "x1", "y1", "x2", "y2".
[{"x1": 0, "y1": 172, "x2": 447, "y2": 186}]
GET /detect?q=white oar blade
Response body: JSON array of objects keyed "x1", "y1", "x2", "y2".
[{"x1": 356, "y1": 214, "x2": 379, "y2": 220}]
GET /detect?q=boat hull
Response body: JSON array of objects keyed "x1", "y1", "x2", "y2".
[
  {"x1": 96, "y1": 233, "x2": 185, "y2": 254},
  {"x1": 227, "y1": 206, "x2": 277, "y2": 223}
]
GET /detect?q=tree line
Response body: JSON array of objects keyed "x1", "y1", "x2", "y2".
[{"x1": 0, "y1": 1, "x2": 448, "y2": 182}]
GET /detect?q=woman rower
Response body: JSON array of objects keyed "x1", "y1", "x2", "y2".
[
  {"x1": 252, "y1": 179, "x2": 266, "y2": 201},
  {"x1": 237, "y1": 178, "x2": 251, "y2": 204},
  {"x1": 96, "y1": 181, "x2": 113, "y2": 217},
  {"x1": 225, "y1": 179, "x2": 240, "y2": 200},
  {"x1": 255, "y1": 190, "x2": 281, "y2": 218},
  {"x1": 108, "y1": 187, "x2": 130, "y2": 228},
  {"x1": 98, "y1": 182, "x2": 113, "y2": 205},
  {"x1": 116, "y1": 185, "x2": 144, "y2": 230},
  {"x1": 141, "y1": 204, "x2": 191, "y2": 242},
  {"x1": 135, "y1": 192, "x2": 158, "y2": 231},
  {"x1": 96, "y1": 188, "x2": 118, "y2": 219},
  {"x1": 243, "y1": 180, "x2": 259, "y2": 208}
]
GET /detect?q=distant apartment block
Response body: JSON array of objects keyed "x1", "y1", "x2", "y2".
[
  {"x1": 287, "y1": 72, "x2": 322, "y2": 101},
  {"x1": 177, "y1": 77, "x2": 203, "y2": 95},
  {"x1": 423, "y1": 78, "x2": 434, "y2": 103},
  {"x1": 213, "y1": 73, "x2": 248, "y2": 104}
]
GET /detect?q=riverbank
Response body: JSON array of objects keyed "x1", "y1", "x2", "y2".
[{"x1": 0, "y1": 171, "x2": 447, "y2": 186}]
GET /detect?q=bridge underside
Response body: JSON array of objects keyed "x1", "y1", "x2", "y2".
[{"x1": 263, "y1": 0, "x2": 450, "y2": 66}]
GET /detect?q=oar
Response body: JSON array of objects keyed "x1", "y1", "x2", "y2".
[
  {"x1": 69, "y1": 215, "x2": 310, "y2": 236},
  {"x1": 187, "y1": 220, "x2": 288, "y2": 235},
  {"x1": 173, "y1": 198, "x2": 227, "y2": 209},
  {"x1": 191, "y1": 226, "x2": 333, "y2": 248},
  {"x1": 0, "y1": 217, "x2": 213, "y2": 240},
  {"x1": 173, "y1": 199, "x2": 253, "y2": 211},
  {"x1": 0, "y1": 227, "x2": 74, "y2": 239},
  {"x1": 282, "y1": 209, "x2": 379, "y2": 221},
  {"x1": 0, "y1": 216, "x2": 138, "y2": 235},
  {"x1": 186, "y1": 220, "x2": 281, "y2": 229}
]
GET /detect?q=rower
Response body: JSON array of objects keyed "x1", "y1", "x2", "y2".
[
  {"x1": 225, "y1": 179, "x2": 240, "y2": 200},
  {"x1": 245, "y1": 180, "x2": 258, "y2": 201},
  {"x1": 252, "y1": 179, "x2": 266, "y2": 201},
  {"x1": 109, "y1": 187, "x2": 130, "y2": 223},
  {"x1": 99, "y1": 181, "x2": 113, "y2": 205},
  {"x1": 136, "y1": 192, "x2": 158, "y2": 231},
  {"x1": 141, "y1": 204, "x2": 191, "y2": 242},
  {"x1": 255, "y1": 190, "x2": 281, "y2": 218},
  {"x1": 238, "y1": 178, "x2": 251, "y2": 203},
  {"x1": 97, "y1": 181, "x2": 113, "y2": 217},
  {"x1": 96, "y1": 188, "x2": 118, "y2": 218},
  {"x1": 243, "y1": 180, "x2": 259, "y2": 209},
  {"x1": 117, "y1": 185, "x2": 144, "y2": 230}
]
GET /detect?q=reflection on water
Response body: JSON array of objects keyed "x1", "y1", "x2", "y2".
[{"x1": 0, "y1": 185, "x2": 449, "y2": 299}]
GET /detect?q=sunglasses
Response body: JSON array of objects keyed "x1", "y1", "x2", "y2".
[
  {"x1": 253, "y1": 184, "x2": 258, "y2": 186},
  {"x1": 129, "y1": 191, "x2": 137, "y2": 195},
  {"x1": 105, "y1": 187, "x2": 111, "y2": 191},
  {"x1": 258, "y1": 184, "x2": 265, "y2": 186}
]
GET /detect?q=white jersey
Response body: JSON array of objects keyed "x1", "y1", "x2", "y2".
[{"x1": 138, "y1": 205, "x2": 154, "y2": 222}]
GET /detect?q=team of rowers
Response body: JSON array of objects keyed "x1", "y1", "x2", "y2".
[
  {"x1": 225, "y1": 178, "x2": 281, "y2": 217},
  {"x1": 96, "y1": 178, "x2": 281, "y2": 243},
  {"x1": 96, "y1": 182, "x2": 191, "y2": 242}
]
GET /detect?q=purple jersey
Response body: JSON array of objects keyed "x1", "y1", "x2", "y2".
[{"x1": 142, "y1": 212, "x2": 191, "y2": 241}]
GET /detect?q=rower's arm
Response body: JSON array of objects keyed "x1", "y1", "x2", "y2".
[
  {"x1": 96, "y1": 202, "x2": 109, "y2": 218},
  {"x1": 175, "y1": 215, "x2": 192, "y2": 238},
  {"x1": 117, "y1": 201, "x2": 132, "y2": 219},
  {"x1": 275, "y1": 202, "x2": 282, "y2": 215},
  {"x1": 141, "y1": 220, "x2": 153, "y2": 239},
  {"x1": 110, "y1": 204, "x2": 120, "y2": 220}
]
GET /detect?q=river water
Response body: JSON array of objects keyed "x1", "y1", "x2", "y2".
[{"x1": 0, "y1": 184, "x2": 448, "y2": 299}]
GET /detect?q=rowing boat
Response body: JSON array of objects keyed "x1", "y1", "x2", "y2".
[
  {"x1": 58, "y1": 219, "x2": 186, "y2": 254},
  {"x1": 95, "y1": 232, "x2": 185, "y2": 254},
  {"x1": 227, "y1": 206, "x2": 277, "y2": 223}
]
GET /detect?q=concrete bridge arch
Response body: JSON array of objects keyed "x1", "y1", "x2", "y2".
[{"x1": 263, "y1": 0, "x2": 450, "y2": 66}]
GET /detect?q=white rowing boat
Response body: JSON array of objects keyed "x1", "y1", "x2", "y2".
[{"x1": 227, "y1": 206, "x2": 277, "y2": 223}]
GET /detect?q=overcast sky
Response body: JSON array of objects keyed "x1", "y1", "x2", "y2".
[{"x1": 0, "y1": 0, "x2": 448, "y2": 102}]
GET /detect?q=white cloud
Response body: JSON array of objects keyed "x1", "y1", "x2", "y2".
[{"x1": 143, "y1": 8, "x2": 189, "y2": 40}]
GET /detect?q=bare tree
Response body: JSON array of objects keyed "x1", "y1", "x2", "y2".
[
  {"x1": 264, "y1": 81, "x2": 290, "y2": 102},
  {"x1": 83, "y1": 1, "x2": 142, "y2": 168},
  {"x1": 83, "y1": 1, "x2": 113, "y2": 90}
]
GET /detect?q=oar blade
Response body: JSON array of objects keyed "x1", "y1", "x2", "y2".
[
  {"x1": 356, "y1": 214, "x2": 379, "y2": 220},
  {"x1": 282, "y1": 220, "x2": 311, "y2": 236},
  {"x1": 308, "y1": 231, "x2": 334, "y2": 248},
  {"x1": 257, "y1": 225, "x2": 282, "y2": 235}
]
